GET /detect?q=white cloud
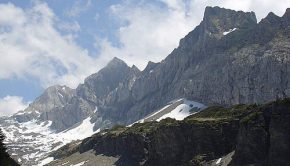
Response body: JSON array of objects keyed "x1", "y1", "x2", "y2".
[
  {"x1": 96, "y1": 0, "x2": 200, "y2": 69},
  {"x1": 0, "y1": 96, "x2": 29, "y2": 116},
  {"x1": 0, "y1": 2, "x2": 101, "y2": 88}
]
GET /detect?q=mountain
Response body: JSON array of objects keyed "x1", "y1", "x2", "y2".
[
  {"x1": 1, "y1": 6, "x2": 290, "y2": 165},
  {"x1": 46, "y1": 98, "x2": 290, "y2": 166},
  {"x1": 89, "y1": 6, "x2": 290, "y2": 130}
]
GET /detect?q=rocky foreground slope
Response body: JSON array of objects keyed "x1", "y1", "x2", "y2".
[{"x1": 47, "y1": 98, "x2": 290, "y2": 166}]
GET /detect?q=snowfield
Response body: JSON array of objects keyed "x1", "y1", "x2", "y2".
[
  {"x1": 129, "y1": 98, "x2": 207, "y2": 126},
  {"x1": 157, "y1": 99, "x2": 206, "y2": 121},
  {"x1": 0, "y1": 116, "x2": 99, "y2": 166}
]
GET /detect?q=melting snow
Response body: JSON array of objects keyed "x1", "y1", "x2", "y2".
[
  {"x1": 70, "y1": 161, "x2": 88, "y2": 166},
  {"x1": 129, "y1": 98, "x2": 206, "y2": 126},
  {"x1": 223, "y1": 28, "x2": 237, "y2": 35},
  {"x1": 94, "y1": 106, "x2": 98, "y2": 113},
  {"x1": 58, "y1": 91, "x2": 64, "y2": 98},
  {"x1": 157, "y1": 99, "x2": 206, "y2": 121},
  {"x1": 39, "y1": 157, "x2": 54, "y2": 166},
  {"x1": 60, "y1": 117, "x2": 97, "y2": 141},
  {"x1": 1, "y1": 117, "x2": 99, "y2": 166},
  {"x1": 62, "y1": 161, "x2": 70, "y2": 165},
  {"x1": 216, "y1": 158, "x2": 222, "y2": 164}
]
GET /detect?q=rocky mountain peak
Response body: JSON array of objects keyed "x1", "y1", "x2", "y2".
[
  {"x1": 202, "y1": 6, "x2": 257, "y2": 34},
  {"x1": 282, "y1": 8, "x2": 290, "y2": 26},
  {"x1": 131, "y1": 65, "x2": 140, "y2": 73},
  {"x1": 260, "y1": 12, "x2": 281, "y2": 25},
  {"x1": 106, "y1": 57, "x2": 127, "y2": 68},
  {"x1": 27, "y1": 85, "x2": 74, "y2": 111},
  {"x1": 13, "y1": 85, "x2": 75, "y2": 123},
  {"x1": 143, "y1": 61, "x2": 159, "y2": 73},
  {"x1": 283, "y1": 8, "x2": 290, "y2": 18}
]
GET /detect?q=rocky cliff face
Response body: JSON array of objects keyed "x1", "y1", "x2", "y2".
[
  {"x1": 90, "y1": 6, "x2": 290, "y2": 128},
  {"x1": 9, "y1": 7, "x2": 290, "y2": 133},
  {"x1": 43, "y1": 57, "x2": 140, "y2": 131},
  {"x1": 13, "y1": 85, "x2": 75, "y2": 123},
  {"x1": 230, "y1": 99, "x2": 290, "y2": 166}
]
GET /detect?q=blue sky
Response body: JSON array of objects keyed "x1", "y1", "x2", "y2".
[{"x1": 0, "y1": 0, "x2": 289, "y2": 116}]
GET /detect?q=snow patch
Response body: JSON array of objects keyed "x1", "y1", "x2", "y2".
[
  {"x1": 216, "y1": 158, "x2": 222, "y2": 164},
  {"x1": 1, "y1": 117, "x2": 99, "y2": 165},
  {"x1": 157, "y1": 99, "x2": 206, "y2": 121},
  {"x1": 128, "y1": 98, "x2": 206, "y2": 126},
  {"x1": 60, "y1": 117, "x2": 97, "y2": 141},
  {"x1": 94, "y1": 106, "x2": 98, "y2": 113},
  {"x1": 223, "y1": 28, "x2": 237, "y2": 35},
  {"x1": 70, "y1": 160, "x2": 88, "y2": 166},
  {"x1": 58, "y1": 91, "x2": 64, "y2": 98},
  {"x1": 39, "y1": 157, "x2": 54, "y2": 166},
  {"x1": 62, "y1": 161, "x2": 70, "y2": 165}
]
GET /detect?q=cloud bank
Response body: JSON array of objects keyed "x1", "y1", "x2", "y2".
[
  {"x1": 0, "y1": 2, "x2": 100, "y2": 88},
  {"x1": 0, "y1": 96, "x2": 29, "y2": 116}
]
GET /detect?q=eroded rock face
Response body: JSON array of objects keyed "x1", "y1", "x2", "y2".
[
  {"x1": 113, "y1": 6, "x2": 290, "y2": 125},
  {"x1": 13, "y1": 85, "x2": 75, "y2": 123},
  {"x1": 231, "y1": 99, "x2": 290, "y2": 166}
]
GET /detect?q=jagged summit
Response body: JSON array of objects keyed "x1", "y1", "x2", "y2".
[
  {"x1": 202, "y1": 6, "x2": 257, "y2": 34},
  {"x1": 106, "y1": 57, "x2": 127, "y2": 68},
  {"x1": 283, "y1": 8, "x2": 290, "y2": 18},
  {"x1": 260, "y1": 12, "x2": 281, "y2": 26},
  {"x1": 143, "y1": 61, "x2": 159, "y2": 73},
  {"x1": 282, "y1": 8, "x2": 290, "y2": 26},
  {"x1": 131, "y1": 65, "x2": 140, "y2": 73}
]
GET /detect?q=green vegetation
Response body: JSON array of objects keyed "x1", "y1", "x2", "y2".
[
  {"x1": 189, "y1": 155, "x2": 206, "y2": 166},
  {"x1": 189, "y1": 104, "x2": 258, "y2": 120},
  {"x1": 240, "y1": 111, "x2": 262, "y2": 124}
]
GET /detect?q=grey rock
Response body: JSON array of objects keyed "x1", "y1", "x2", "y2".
[{"x1": 8, "y1": 7, "x2": 290, "y2": 132}]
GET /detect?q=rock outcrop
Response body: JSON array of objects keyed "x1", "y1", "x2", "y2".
[{"x1": 48, "y1": 98, "x2": 290, "y2": 166}]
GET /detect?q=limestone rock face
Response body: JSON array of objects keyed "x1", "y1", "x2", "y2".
[
  {"x1": 13, "y1": 85, "x2": 75, "y2": 123},
  {"x1": 110, "y1": 6, "x2": 290, "y2": 125},
  {"x1": 10, "y1": 7, "x2": 290, "y2": 132}
]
